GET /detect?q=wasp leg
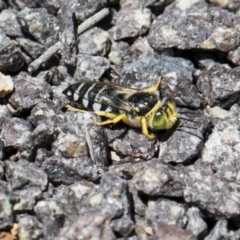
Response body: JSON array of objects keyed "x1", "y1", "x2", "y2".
[
  {"x1": 65, "y1": 104, "x2": 86, "y2": 113},
  {"x1": 92, "y1": 111, "x2": 126, "y2": 126},
  {"x1": 144, "y1": 76, "x2": 162, "y2": 93},
  {"x1": 141, "y1": 118, "x2": 156, "y2": 140}
]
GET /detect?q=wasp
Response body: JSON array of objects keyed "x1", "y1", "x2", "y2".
[{"x1": 62, "y1": 77, "x2": 178, "y2": 140}]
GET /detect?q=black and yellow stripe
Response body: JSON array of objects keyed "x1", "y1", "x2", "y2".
[{"x1": 62, "y1": 81, "x2": 120, "y2": 113}]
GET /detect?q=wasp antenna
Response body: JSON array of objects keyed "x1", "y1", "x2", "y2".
[
  {"x1": 176, "y1": 127, "x2": 204, "y2": 141},
  {"x1": 178, "y1": 117, "x2": 199, "y2": 126},
  {"x1": 177, "y1": 108, "x2": 201, "y2": 113}
]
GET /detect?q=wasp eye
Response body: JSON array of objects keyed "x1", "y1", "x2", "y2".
[
  {"x1": 152, "y1": 110, "x2": 167, "y2": 130},
  {"x1": 152, "y1": 100, "x2": 178, "y2": 130}
]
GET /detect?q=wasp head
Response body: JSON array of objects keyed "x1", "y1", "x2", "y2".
[{"x1": 151, "y1": 99, "x2": 178, "y2": 130}]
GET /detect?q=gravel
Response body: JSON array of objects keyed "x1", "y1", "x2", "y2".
[{"x1": 1, "y1": 0, "x2": 240, "y2": 239}]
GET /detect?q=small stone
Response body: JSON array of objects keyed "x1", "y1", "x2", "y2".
[
  {"x1": 0, "y1": 33, "x2": 24, "y2": 72},
  {"x1": 34, "y1": 200, "x2": 65, "y2": 240},
  {"x1": 206, "y1": 105, "x2": 233, "y2": 122},
  {"x1": 11, "y1": 0, "x2": 60, "y2": 14},
  {"x1": 200, "y1": 27, "x2": 239, "y2": 52},
  {"x1": 0, "y1": 72, "x2": 14, "y2": 97},
  {"x1": 0, "y1": 224, "x2": 18, "y2": 240},
  {"x1": 55, "y1": 181, "x2": 94, "y2": 224},
  {"x1": 16, "y1": 38, "x2": 46, "y2": 59},
  {"x1": 57, "y1": 212, "x2": 115, "y2": 240},
  {"x1": 186, "y1": 207, "x2": 207, "y2": 238},
  {"x1": 5, "y1": 159, "x2": 48, "y2": 191},
  {"x1": 8, "y1": 72, "x2": 52, "y2": 112},
  {"x1": 146, "y1": 198, "x2": 187, "y2": 228},
  {"x1": 0, "y1": 193, "x2": 13, "y2": 229},
  {"x1": 0, "y1": 9, "x2": 23, "y2": 37},
  {"x1": 74, "y1": 1, "x2": 106, "y2": 23},
  {"x1": 0, "y1": 117, "x2": 32, "y2": 151},
  {"x1": 158, "y1": 109, "x2": 208, "y2": 164},
  {"x1": 111, "y1": 129, "x2": 157, "y2": 160},
  {"x1": 18, "y1": 215, "x2": 43, "y2": 240},
  {"x1": 228, "y1": 46, "x2": 240, "y2": 66},
  {"x1": 13, "y1": 187, "x2": 42, "y2": 211},
  {"x1": 151, "y1": 222, "x2": 196, "y2": 240},
  {"x1": 130, "y1": 37, "x2": 154, "y2": 59},
  {"x1": 204, "y1": 220, "x2": 229, "y2": 240},
  {"x1": 40, "y1": 155, "x2": 99, "y2": 184},
  {"x1": 193, "y1": 52, "x2": 222, "y2": 70},
  {"x1": 110, "y1": 151, "x2": 121, "y2": 162},
  {"x1": 53, "y1": 133, "x2": 88, "y2": 158},
  {"x1": 134, "y1": 215, "x2": 150, "y2": 237},
  {"x1": 148, "y1": 0, "x2": 239, "y2": 52},
  {"x1": 131, "y1": 159, "x2": 184, "y2": 197},
  {"x1": 18, "y1": 8, "x2": 60, "y2": 47},
  {"x1": 50, "y1": 66, "x2": 73, "y2": 86},
  {"x1": 162, "y1": 72, "x2": 202, "y2": 108},
  {"x1": 0, "y1": 105, "x2": 11, "y2": 131},
  {"x1": 110, "y1": 8, "x2": 152, "y2": 40},
  {"x1": 230, "y1": 228, "x2": 240, "y2": 240},
  {"x1": 201, "y1": 116, "x2": 240, "y2": 183},
  {"x1": 28, "y1": 100, "x2": 64, "y2": 128},
  {"x1": 128, "y1": 183, "x2": 146, "y2": 217},
  {"x1": 17, "y1": 123, "x2": 55, "y2": 161},
  {"x1": 109, "y1": 161, "x2": 143, "y2": 179},
  {"x1": 111, "y1": 215, "x2": 134, "y2": 237},
  {"x1": 183, "y1": 161, "x2": 240, "y2": 218},
  {"x1": 73, "y1": 54, "x2": 110, "y2": 82},
  {"x1": 78, "y1": 27, "x2": 111, "y2": 57},
  {"x1": 108, "y1": 40, "x2": 130, "y2": 65},
  {"x1": 197, "y1": 64, "x2": 240, "y2": 108},
  {"x1": 208, "y1": 0, "x2": 240, "y2": 10}
]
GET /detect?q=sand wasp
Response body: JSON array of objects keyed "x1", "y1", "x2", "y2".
[{"x1": 62, "y1": 76, "x2": 178, "y2": 140}]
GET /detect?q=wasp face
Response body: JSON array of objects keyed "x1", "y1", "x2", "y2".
[{"x1": 151, "y1": 99, "x2": 178, "y2": 130}]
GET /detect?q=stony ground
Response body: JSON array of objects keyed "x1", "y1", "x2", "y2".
[{"x1": 0, "y1": 0, "x2": 240, "y2": 239}]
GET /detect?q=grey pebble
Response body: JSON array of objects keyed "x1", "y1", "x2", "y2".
[{"x1": 1, "y1": 0, "x2": 240, "y2": 239}]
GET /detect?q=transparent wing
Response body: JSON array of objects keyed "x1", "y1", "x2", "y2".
[
  {"x1": 92, "y1": 82, "x2": 139, "y2": 113},
  {"x1": 63, "y1": 80, "x2": 141, "y2": 113}
]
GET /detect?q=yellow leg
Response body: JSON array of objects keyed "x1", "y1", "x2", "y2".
[
  {"x1": 144, "y1": 76, "x2": 162, "y2": 93},
  {"x1": 141, "y1": 118, "x2": 156, "y2": 140},
  {"x1": 65, "y1": 104, "x2": 86, "y2": 113},
  {"x1": 92, "y1": 111, "x2": 125, "y2": 126},
  {"x1": 94, "y1": 111, "x2": 119, "y2": 119}
]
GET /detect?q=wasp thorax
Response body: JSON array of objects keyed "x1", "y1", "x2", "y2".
[
  {"x1": 152, "y1": 99, "x2": 178, "y2": 130},
  {"x1": 128, "y1": 92, "x2": 158, "y2": 116}
]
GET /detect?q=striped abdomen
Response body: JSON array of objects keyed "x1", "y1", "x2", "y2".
[{"x1": 62, "y1": 81, "x2": 121, "y2": 113}]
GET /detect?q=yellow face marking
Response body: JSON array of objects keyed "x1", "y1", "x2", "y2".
[{"x1": 165, "y1": 101, "x2": 178, "y2": 129}]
